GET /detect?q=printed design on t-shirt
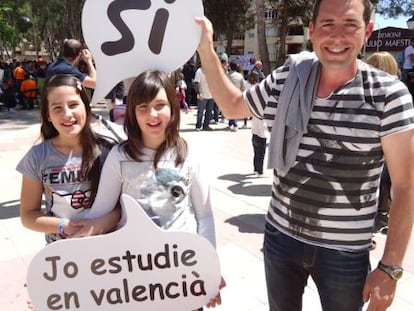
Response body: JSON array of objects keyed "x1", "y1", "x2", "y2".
[
  {"x1": 42, "y1": 164, "x2": 91, "y2": 218},
  {"x1": 46, "y1": 187, "x2": 92, "y2": 216},
  {"x1": 122, "y1": 162, "x2": 190, "y2": 228},
  {"x1": 142, "y1": 167, "x2": 189, "y2": 227}
]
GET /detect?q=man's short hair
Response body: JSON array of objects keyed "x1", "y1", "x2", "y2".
[
  {"x1": 62, "y1": 39, "x2": 82, "y2": 59},
  {"x1": 312, "y1": 0, "x2": 372, "y2": 25}
]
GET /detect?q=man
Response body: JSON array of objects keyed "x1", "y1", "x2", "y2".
[
  {"x1": 195, "y1": 0, "x2": 414, "y2": 310},
  {"x1": 402, "y1": 37, "x2": 414, "y2": 83},
  {"x1": 13, "y1": 62, "x2": 26, "y2": 108},
  {"x1": 194, "y1": 64, "x2": 214, "y2": 131},
  {"x1": 402, "y1": 37, "x2": 414, "y2": 98},
  {"x1": 20, "y1": 74, "x2": 37, "y2": 110},
  {"x1": 250, "y1": 60, "x2": 265, "y2": 81},
  {"x1": 227, "y1": 61, "x2": 245, "y2": 131},
  {"x1": 46, "y1": 39, "x2": 96, "y2": 89},
  {"x1": 182, "y1": 59, "x2": 197, "y2": 106}
]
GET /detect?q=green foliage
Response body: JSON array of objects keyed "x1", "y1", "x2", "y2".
[
  {"x1": 376, "y1": 0, "x2": 414, "y2": 18},
  {"x1": 203, "y1": 0, "x2": 255, "y2": 52},
  {"x1": 0, "y1": 4, "x2": 23, "y2": 51},
  {"x1": 0, "y1": 0, "x2": 86, "y2": 59}
]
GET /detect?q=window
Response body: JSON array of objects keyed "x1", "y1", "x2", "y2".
[
  {"x1": 288, "y1": 26, "x2": 304, "y2": 36},
  {"x1": 234, "y1": 33, "x2": 245, "y2": 40},
  {"x1": 264, "y1": 9, "x2": 277, "y2": 20}
]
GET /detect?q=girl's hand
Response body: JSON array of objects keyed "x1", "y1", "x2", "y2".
[
  {"x1": 66, "y1": 206, "x2": 121, "y2": 238},
  {"x1": 65, "y1": 218, "x2": 106, "y2": 238},
  {"x1": 205, "y1": 277, "x2": 226, "y2": 308}
]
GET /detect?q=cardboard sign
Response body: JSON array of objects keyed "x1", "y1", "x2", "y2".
[
  {"x1": 27, "y1": 194, "x2": 221, "y2": 311},
  {"x1": 81, "y1": 0, "x2": 204, "y2": 105}
]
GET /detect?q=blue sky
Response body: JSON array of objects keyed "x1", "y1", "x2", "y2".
[{"x1": 374, "y1": 13, "x2": 412, "y2": 29}]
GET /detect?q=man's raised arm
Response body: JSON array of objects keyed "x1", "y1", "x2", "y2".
[{"x1": 195, "y1": 16, "x2": 251, "y2": 119}]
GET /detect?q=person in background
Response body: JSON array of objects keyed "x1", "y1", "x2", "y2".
[
  {"x1": 366, "y1": 51, "x2": 400, "y2": 78},
  {"x1": 402, "y1": 37, "x2": 414, "y2": 83},
  {"x1": 245, "y1": 71, "x2": 267, "y2": 176},
  {"x1": 402, "y1": 37, "x2": 414, "y2": 99},
  {"x1": 13, "y1": 62, "x2": 27, "y2": 108},
  {"x1": 1, "y1": 63, "x2": 17, "y2": 112},
  {"x1": 176, "y1": 71, "x2": 191, "y2": 113},
  {"x1": 195, "y1": 0, "x2": 414, "y2": 310},
  {"x1": 17, "y1": 74, "x2": 119, "y2": 245},
  {"x1": 194, "y1": 64, "x2": 215, "y2": 131},
  {"x1": 20, "y1": 74, "x2": 38, "y2": 110},
  {"x1": 46, "y1": 39, "x2": 96, "y2": 90},
  {"x1": 105, "y1": 80, "x2": 125, "y2": 107},
  {"x1": 80, "y1": 70, "x2": 225, "y2": 309},
  {"x1": 227, "y1": 61, "x2": 245, "y2": 131},
  {"x1": 182, "y1": 59, "x2": 197, "y2": 107},
  {"x1": 250, "y1": 60, "x2": 265, "y2": 82},
  {"x1": 34, "y1": 60, "x2": 48, "y2": 95}
]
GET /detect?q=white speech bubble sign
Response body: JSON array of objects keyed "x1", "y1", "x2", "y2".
[
  {"x1": 81, "y1": 0, "x2": 204, "y2": 105},
  {"x1": 27, "y1": 194, "x2": 221, "y2": 311}
]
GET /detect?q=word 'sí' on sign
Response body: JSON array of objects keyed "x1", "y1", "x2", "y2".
[
  {"x1": 81, "y1": 0, "x2": 204, "y2": 105},
  {"x1": 27, "y1": 194, "x2": 221, "y2": 311}
]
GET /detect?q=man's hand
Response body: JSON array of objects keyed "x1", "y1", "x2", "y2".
[
  {"x1": 81, "y1": 49, "x2": 93, "y2": 62},
  {"x1": 362, "y1": 269, "x2": 397, "y2": 310},
  {"x1": 195, "y1": 16, "x2": 214, "y2": 54}
]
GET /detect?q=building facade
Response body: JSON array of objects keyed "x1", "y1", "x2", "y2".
[{"x1": 213, "y1": 3, "x2": 308, "y2": 70}]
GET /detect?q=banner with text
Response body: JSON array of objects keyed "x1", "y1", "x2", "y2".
[{"x1": 27, "y1": 194, "x2": 221, "y2": 311}]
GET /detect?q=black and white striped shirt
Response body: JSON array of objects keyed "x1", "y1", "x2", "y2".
[{"x1": 244, "y1": 60, "x2": 414, "y2": 251}]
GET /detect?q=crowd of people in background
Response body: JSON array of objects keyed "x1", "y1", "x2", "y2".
[{"x1": 0, "y1": 57, "x2": 47, "y2": 112}]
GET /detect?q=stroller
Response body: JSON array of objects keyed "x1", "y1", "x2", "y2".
[
  {"x1": 93, "y1": 104, "x2": 127, "y2": 142},
  {"x1": 109, "y1": 104, "x2": 126, "y2": 125}
]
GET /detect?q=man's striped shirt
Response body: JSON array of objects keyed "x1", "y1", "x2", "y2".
[{"x1": 244, "y1": 60, "x2": 414, "y2": 251}]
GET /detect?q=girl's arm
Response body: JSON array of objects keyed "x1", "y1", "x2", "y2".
[
  {"x1": 68, "y1": 204, "x2": 121, "y2": 237},
  {"x1": 189, "y1": 157, "x2": 216, "y2": 247},
  {"x1": 189, "y1": 157, "x2": 225, "y2": 308},
  {"x1": 69, "y1": 147, "x2": 124, "y2": 237},
  {"x1": 19, "y1": 175, "x2": 121, "y2": 237},
  {"x1": 81, "y1": 148, "x2": 123, "y2": 219},
  {"x1": 20, "y1": 176, "x2": 62, "y2": 234}
]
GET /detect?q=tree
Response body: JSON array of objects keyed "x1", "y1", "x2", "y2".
[
  {"x1": 0, "y1": 0, "x2": 86, "y2": 61},
  {"x1": 28, "y1": 0, "x2": 85, "y2": 60},
  {"x1": 203, "y1": 0, "x2": 255, "y2": 55},
  {"x1": 0, "y1": 0, "x2": 30, "y2": 59},
  {"x1": 375, "y1": 0, "x2": 414, "y2": 18},
  {"x1": 255, "y1": 0, "x2": 271, "y2": 74},
  {"x1": 271, "y1": 0, "x2": 315, "y2": 66}
]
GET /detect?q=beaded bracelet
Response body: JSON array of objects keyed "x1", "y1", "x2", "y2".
[{"x1": 58, "y1": 218, "x2": 67, "y2": 237}]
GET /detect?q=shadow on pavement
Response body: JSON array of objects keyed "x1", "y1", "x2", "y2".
[
  {"x1": 218, "y1": 173, "x2": 272, "y2": 197},
  {"x1": 0, "y1": 199, "x2": 47, "y2": 220},
  {"x1": 0, "y1": 199, "x2": 21, "y2": 219},
  {"x1": 224, "y1": 213, "x2": 266, "y2": 234},
  {"x1": 0, "y1": 110, "x2": 41, "y2": 131}
]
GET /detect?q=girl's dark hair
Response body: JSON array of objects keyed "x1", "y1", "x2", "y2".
[
  {"x1": 312, "y1": 0, "x2": 372, "y2": 25},
  {"x1": 40, "y1": 74, "x2": 115, "y2": 201},
  {"x1": 123, "y1": 70, "x2": 188, "y2": 168}
]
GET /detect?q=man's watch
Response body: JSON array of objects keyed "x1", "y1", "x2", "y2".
[{"x1": 377, "y1": 261, "x2": 404, "y2": 280}]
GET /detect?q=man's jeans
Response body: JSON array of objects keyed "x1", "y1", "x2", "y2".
[
  {"x1": 196, "y1": 98, "x2": 214, "y2": 129},
  {"x1": 263, "y1": 223, "x2": 369, "y2": 311}
]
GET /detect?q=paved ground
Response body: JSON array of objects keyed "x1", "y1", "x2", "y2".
[{"x1": 0, "y1": 105, "x2": 414, "y2": 310}]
